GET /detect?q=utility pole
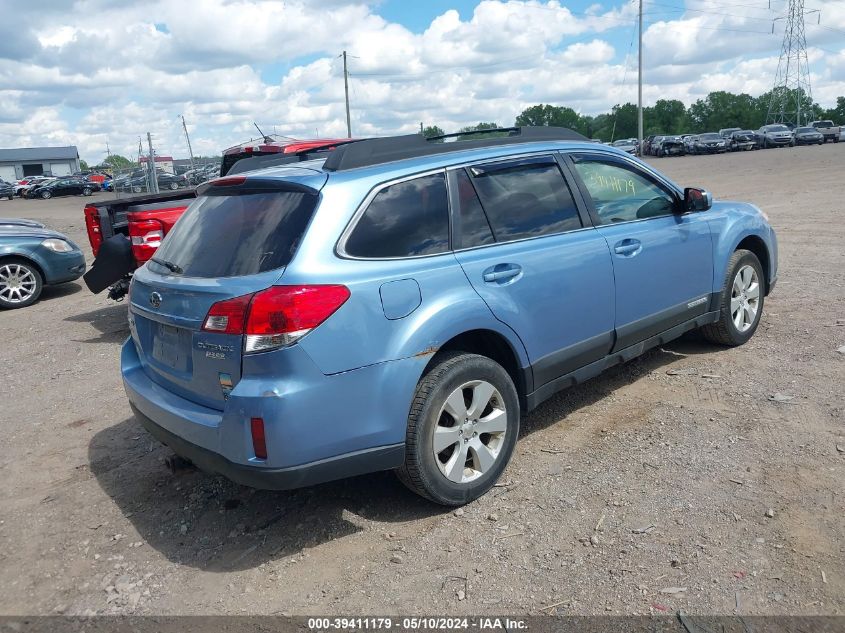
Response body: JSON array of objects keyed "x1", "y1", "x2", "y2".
[
  {"x1": 637, "y1": 0, "x2": 643, "y2": 154},
  {"x1": 146, "y1": 132, "x2": 159, "y2": 194},
  {"x1": 343, "y1": 50, "x2": 352, "y2": 138},
  {"x1": 181, "y1": 115, "x2": 195, "y2": 171}
]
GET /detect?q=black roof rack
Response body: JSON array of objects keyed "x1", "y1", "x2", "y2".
[
  {"x1": 225, "y1": 139, "x2": 362, "y2": 176},
  {"x1": 322, "y1": 126, "x2": 589, "y2": 172}
]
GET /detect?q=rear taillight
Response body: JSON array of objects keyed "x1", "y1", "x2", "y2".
[
  {"x1": 250, "y1": 417, "x2": 267, "y2": 460},
  {"x1": 128, "y1": 218, "x2": 164, "y2": 263},
  {"x1": 245, "y1": 285, "x2": 350, "y2": 353},
  {"x1": 201, "y1": 285, "x2": 350, "y2": 353},
  {"x1": 201, "y1": 293, "x2": 252, "y2": 334},
  {"x1": 83, "y1": 205, "x2": 102, "y2": 256}
]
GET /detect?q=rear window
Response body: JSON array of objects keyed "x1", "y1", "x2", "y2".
[
  {"x1": 344, "y1": 172, "x2": 449, "y2": 258},
  {"x1": 150, "y1": 191, "x2": 318, "y2": 278}
]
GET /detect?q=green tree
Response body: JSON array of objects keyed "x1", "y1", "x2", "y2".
[
  {"x1": 646, "y1": 99, "x2": 687, "y2": 134},
  {"x1": 457, "y1": 122, "x2": 505, "y2": 139},
  {"x1": 422, "y1": 125, "x2": 444, "y2": 138},
  {"x1": 79, "y1": 159, "x2": 89, "y2": 171},
  {"x1": 515, "y1": 104, "x2": 582, "y2": 129},
  {"x1": 104, "y1": 154, "x2": 132, "y2": 169},
  {"x1": 821, "y1": 96, "x2": 845, "y2": 122}
]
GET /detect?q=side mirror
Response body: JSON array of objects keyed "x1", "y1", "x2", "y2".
[{"x1": 684, "y1": 187, "x2": 712, "y2": 212}]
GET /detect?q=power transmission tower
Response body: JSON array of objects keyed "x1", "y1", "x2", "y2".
[{"x1": 766, "y1": 0, "x2": 815, "y2": 126}]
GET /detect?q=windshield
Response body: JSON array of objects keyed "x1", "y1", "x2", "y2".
[
  {"x1": 612, "y1": 140, "x2": 631, "y2": 146},
  {"x1": 813, "y1": 121, "x2": 832, "y2": 128},
  {"x1": 767, "y1": 125, "x2": 789, "y2": 132},
  {"x1": 796, "y1": 127, "x2": 815, "y2": 133},
  {"x1": 736, "y1": 130, "x2": 753, "y2": 135},
  {"x1": 699, "y1": 133, "x2": 721, "y2": 140},
  {"x1": 151, "y1": 190, "x2": 318, "y2": 278}
]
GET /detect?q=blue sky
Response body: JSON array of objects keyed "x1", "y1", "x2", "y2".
[{"x1": 0, "y1": 0, "x2": 842, "y2": 163}]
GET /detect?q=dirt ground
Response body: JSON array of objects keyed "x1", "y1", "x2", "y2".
[{"x1": 0, "y1": 144, "x2": 843, "y2": 617}]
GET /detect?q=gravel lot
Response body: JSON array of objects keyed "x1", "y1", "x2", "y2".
[{"x1": 0, "y1": 145, "x2": 843, "y2": 616}]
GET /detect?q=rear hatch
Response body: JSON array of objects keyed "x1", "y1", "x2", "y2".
[{"x1": 129, "y1": 170, "x2": 327, "y2": 410}]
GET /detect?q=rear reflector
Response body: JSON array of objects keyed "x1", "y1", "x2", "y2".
[
  {"x1": 250, "y1": 417, "x2": 267, "y2": 460},
  {"x1": 200, "y1": 285, "x2": 350, "y2": 353}
]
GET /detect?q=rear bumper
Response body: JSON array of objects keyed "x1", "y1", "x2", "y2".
[
  {"x1": 131, "y1": 404, "x2": 403, "y2": 490},
  {"x1": 121, "y1": 338, "x2": 423, "y2": 489}
]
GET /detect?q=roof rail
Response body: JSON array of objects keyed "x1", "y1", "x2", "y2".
[{"x1": 322, "y1": 126, "x2": 589, "y2": 172}]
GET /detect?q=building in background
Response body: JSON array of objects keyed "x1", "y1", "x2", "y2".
[
  {"x1": 0, "y1": 146, "x2": 81, "y2": 181},
  {"x1": 139, "y1": 155, "x2": 174, "y2": 174}
]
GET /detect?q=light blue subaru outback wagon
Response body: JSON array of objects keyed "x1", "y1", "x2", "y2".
[{"x1": 122, "y1": 127, "x2": 777, "y2": 505}]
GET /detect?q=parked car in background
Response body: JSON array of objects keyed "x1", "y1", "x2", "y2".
[
  {"x1": 27, "y1": 177, "x2": 97, "y2": 199},
  {"x1": 118, "y1": 126, "x2": 777, "y2": 505},
  {"x1": 683, "y1": 135, "x2": 698, "y2": 153},
  {"x1": 611, "y1": 139, "x2": 637, "y2": 155},
  {"x1": 793, "y1": 126, "x2": 825, "y2": 145},
  {"x1": 653, "y1": 135, "x2": 685, "y2": 157},
  {"x1": 15, "y1": 176, "x2": 54, "y2": 197},
  {"x1": 756, "y1": 124, "x2": 794, "y2": 149},
  {"x1": 642, "y1": 135, "x2": 657, "y2": 156},
  {"x1": 119, "y1": 169, "x2": 186, "y2": 193},
  {"x1": 692, "y1": 133, "x2": 728, "y2": 154},
  {"x1": 729, "y1": 130, "x2": 757, "y2": 151},
  {"x1": 0, "y1": 219, "x2": 86, "y2": 309},
  {"x1": 0, "y1": 180, "x2": 15, "y2": 200},
  {"x1": 719, "y1": 127, "x2": 741, "y2": 140},
  {"x1": 809, "y1": 120, "x2": 840, "y2": 143}
]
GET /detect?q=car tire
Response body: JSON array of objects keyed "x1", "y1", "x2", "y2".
[
  {"x1": 397, "y1": 352, "x2": 520, "y2": 506},
  {"x1": 132, "y1": 186, "x2": 142, "y2": 193},
  {"x1": 169, "y1": 182, "x2": 178, "y2": 190},
  {"x1": 82, "y1": 187, "x2": 92, "y2": 196},
  {"x1": 0, "y1": 258, "x2": 43, "y2": 309},
  {"x1": 701, "y1": 249, "x2": 765, "y2": 347},
  {"x1": 41, "y1": 190, "x2": 52, "y2": 199}
]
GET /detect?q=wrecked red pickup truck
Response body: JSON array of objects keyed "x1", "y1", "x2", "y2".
[{"x1": 82, "y1": 137, "x2": 351, "y2": 300}]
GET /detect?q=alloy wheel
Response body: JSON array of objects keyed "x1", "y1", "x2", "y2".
[
  {"x1": 0, "y1": 263, "x2": 37, "y2": 304},
  {"x1": 731, "y1": 264, "x2": 760, "y2": 333},
  {"x1": 433, "y1": 380, "x2": 508, "y2": 484}
]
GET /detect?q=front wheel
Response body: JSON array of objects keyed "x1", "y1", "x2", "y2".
[
  {"x1": 397, "y1": 352, "x2": 520, "y2": 506},
  {"x1": 82, "y1": 187, "x2": 92, "y2": 196},
  {"x1": 40, "y1": 190, "x2": 52, "y2": 199},
  {"x1": 701, "y1": 249, "x2": 765, "y2": 346},
  {"x1": 169, "y1": 182, "x2": 179, "y2": 190},
  {"x1": 0, "y1": 259, "x2": 43, "y2": 309}
]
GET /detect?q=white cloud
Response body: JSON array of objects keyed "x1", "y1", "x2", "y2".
[{"x1": 0, "y1": 0, "x2": 843, "y2": 163}]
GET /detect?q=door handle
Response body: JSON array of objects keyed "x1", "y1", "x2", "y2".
[
  {"x1": 613, "y1": 239, "x2": 642, "y2": 256},
  {"x1": 482, "y1": 264, "x2": 522, "y2": 283}
]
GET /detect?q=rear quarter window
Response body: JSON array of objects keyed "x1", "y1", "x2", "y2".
[
  {"x1": 344, "y1": 172, "x2": 449, "y2": 258},
  {"x1": 150, "y1": 191, "x2": 318, "y2": 278}
]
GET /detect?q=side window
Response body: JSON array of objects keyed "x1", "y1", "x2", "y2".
[
  {"x1": 572, "y1": 158, "x2": 676, "y2": 224},
  {"x1": 455, "y1": 169, "x2": 494, "y2": 248},
  {"x1": 469, "y1": 157, "x2": 582, "y2": 241},
  {"x1": 344, "y1": 172, "x2": 449, "y2": 258}
]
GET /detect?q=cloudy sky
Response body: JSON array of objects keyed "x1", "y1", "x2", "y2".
[{"x1": 1, "y1": 0, "x2": 844, "y2": 163}]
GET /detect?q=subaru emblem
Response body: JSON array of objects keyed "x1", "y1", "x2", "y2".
[{"x1": 149, "y1": 292, "x2": 162, "y2": 308}]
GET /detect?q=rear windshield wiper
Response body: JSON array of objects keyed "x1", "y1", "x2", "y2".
[{"x1": 150, "y1": 257, "x2": 183, "y2": 274}]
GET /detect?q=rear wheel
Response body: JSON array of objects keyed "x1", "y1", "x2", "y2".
[
  {"x1": 701, "y1": 249, "x2": 764, "y2": 346},
  {"x1": 41, "y1": 190, "x2": 52, "y2": 199},
  {"x1": 82, "y1": 187, "x2": 92, "y2": 196},
  {"x1": 169, "y1": 182, "x2": 179, "y2": 190},
  {"x1": 398, "y1": 352, "x2": 520, "y2": 506},
  {"x1": 0, "y1": 259, "x2": 43, "y2": 309}
]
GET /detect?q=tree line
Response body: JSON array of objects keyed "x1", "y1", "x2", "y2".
[{"x1": 425, "y1": 90, "x2": 845, "y2": 142}]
